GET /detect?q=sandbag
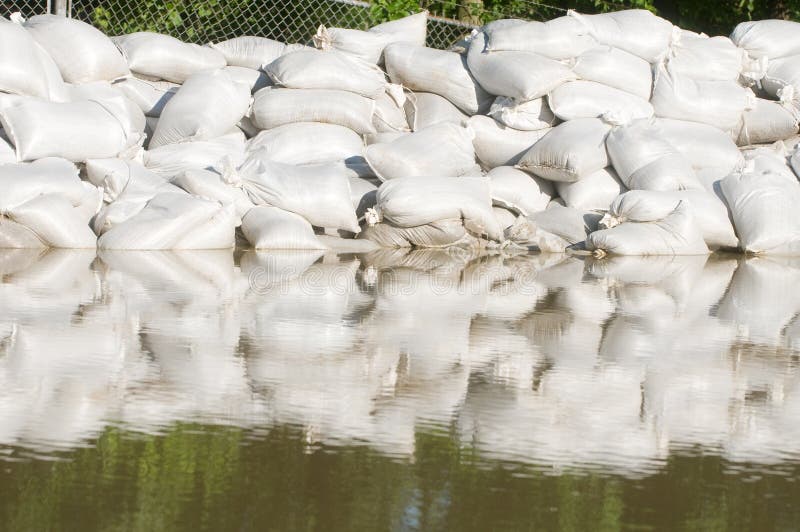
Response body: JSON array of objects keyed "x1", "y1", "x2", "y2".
[
  {"x1": 23, "y1": 15, "x2": 129, "y2": 84},
  {"x1": 468, "y1": 115, "x2": 549, "y2": 169},
  {"x1": 488, "y1": 96, "x2": 556, "y2": 131},
  {"x1": 364, "y1": 122, "x2": 475, "y2": 181},
  {"x1": 237, "y1": 158, "x2": 360, "y2": 233},
  {"x1": 113, "y1": 32, "x2": 227, "y2": 83},
  {"x1": 149, "y1": 69, "x2": 251, "y2": 148},
  {"x1": 572, "y1": 45, "x2": 652, "y2": 100},
  {"x1": 793, "y1": 146, "x2": 800, "y2": 179},
  {"x1": 360, "y1": 218, "x2": 471, "y2": 248},
  {"x1": 526, "y1": 203, "x2": 597, "y2": 251},
  {"x1": 264, "y1": 48, "x2": 386, "y2": 98},
  {"x1": 720, "y1": 164, "x2": 800, "y2": 255},
  {"x1": 654, "y1": 118, "x2": 745, "y2": 174},
  {"x1": 569, "y1": 9, "x2": 675, "y2": 63},
  {"x1": 588, "y1": 201, "x2": 709, "y2": 256},
  {"x1": 97, "y1": 192, "x2": 235, "y2": 250},
  {"x1": 556, "y1": 168, "x2": 626, "y2": 211},
  {"x1": 222, "y1": 66, "x2": 271, "y2": 93},
  {"x1": 250, "y1": 87, "x2": 375, "y2": 134},
  {"x1": 208, "y1": 36, "x2": 285, "y2": 69},
  {"x1": 0, "y1": 95, "x2": 144, "y2": 162},
  {"x1": 2, "y1": 194, "x2": 97, "y2": 248},
  {"x1": 467, "y1": 32, "x2": 576, "y2": 102},
  {"x1": 548, "y1": 80, "x2": 654, "y2": 122},
  {"x1": 516, "y1": 118, "x2": 611, "y2": 182},
  {"x1": 0, "y1": 19, "x2": 59, "y2": 99},
  {"x1": 730, "y1": 20, "x2": 800, "y2": 60},
  {"x1": 247, "y1": 122, "x2": 364, "y2": 166},
  {"x1": 651, "y1": 65, "x2": 755, "y2": 132},
  {"x1": 241, "y1": 205, "x2": 325, "y2": 250},
  {"x1": 313, "y1": 11, "x2": 427, "y2": 64},
  {"x1": 385, "y1": 42, "x2": 489, "y2": 115},
  {"x1": 487, "y1": 166, "x2": 552, "y2": 216},
  {"x1": 144, "y1": 130, "x2": 247, "y2": 178},
  {"x1": 172, "y1": 168, "x2": 254, "y2": 225},
  {"x1": 603, "y1": 189, "x2": 738, "y2": 249},
  {"x1": 667, "y1": 33, "x2": 744, "y2": 82},
  {"x1": 373, "y1": 85, "x2": 410, "y2": 132},
  {"x1": 112, "y1": 77, "x2": 178, "y2": 117},
  {"x1": 404, "y1": 92, "x2": 468, "y2": 131},
  {"x1": 606, "y1": 119, "x2": 701, "y2": 191},
  {"x1": 734, "y1": 98, "x2": 799, "y2": 146},
  {"x1": 371, "y1": 176, "x2": 502, "y2": 241},
  {"x1": 761, "y1": 55, "x2": 800, "y2": 102},
  {"x1": 482, "y1": 15, "x2": 595, "y2": 59},
  {"x1": 349, "y1": 175, "x2": 379, "y2": 218},
  {"x1": 0, "y1": 129, "x2": 14, "y2": 164}
]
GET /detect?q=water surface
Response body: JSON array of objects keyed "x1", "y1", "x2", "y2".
[{"x1": 1, "y1": 248, "x2": 799, "y2": 530}]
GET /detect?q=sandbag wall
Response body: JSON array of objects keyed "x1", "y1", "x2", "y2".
[{"x1": 0, "y1": 10, "x2": 799, "y2": 254}]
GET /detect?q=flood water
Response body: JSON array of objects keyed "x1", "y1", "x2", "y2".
[{"x1": 1, "y1": 248, "x2": 799, "y2": 530}]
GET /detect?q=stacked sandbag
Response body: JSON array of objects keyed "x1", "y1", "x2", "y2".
[
  {"x1": 0, "y1": 158, "x2": 99, "y2": 248},
  {"x1": 112, "y1": 32, "x2": 226, "y2": 83},
  {"x1": 0, "y1": 17, "x2": 67, "y2": 100}
]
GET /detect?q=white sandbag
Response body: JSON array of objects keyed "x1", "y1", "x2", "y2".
[
  {"x1": 250, "y1": 87, "x2": 375, "y2": 134},
  {"x1": 172, "y1": 168, "x2": 254, "y2": 225},
  {"x1": 264, "y1": 48, "x2": 386, "y2": 98},
  {"x1": 720, "y1": 164, "x2": 800, "y2": 255},
  {"x1": 349, "y1": 176, "x2": 379, "y2": 218},
  {"x1": 467, "y1": 32, "x2": 576, "y2": 102},
  {"x1": 569, "y1": 9, "x2": 675, "y2": 63},
  {"x1": 223, "y1": 66, "x2": 271, "y2": 93},
  {"x1": 208, "y1": 36, "x2": 285, "y2": 69},
  {"x1": 313, "y1": 12, "x2": 427, "y2": 64},
  {"x1": 488, "y1": 96, "x2": 556, "y2": 131},
  {"x1": 793, "y1": 146, "x2": 800, "y2": 179},
  {"x1": 0, "y1": 158, "x2": 85, "y2": 205},
  {"x1": 149, "y1": 69, "x2": 251, "y2": 148},
  {"x1": 241, "y1": 205, "x2": 325, "y2": 250},
  {"x1": 468, "y1": 115, "x2": 549, "y2": 169},
  {"x1": 364, "y1": 132, "x2": 408, "y2": 145},
  {"x1": 97, "y1": 192, "x2": 235, "y2": 250},
  {"x1": 0, "y1": 95, "x2": 144, "y2": 162},
  {"x1": 487, "y1": 166, "x2": 552, "y2": 216},
  {"x1": 113, "y1": 32, "x2": 226, "y2": 83},
  {"x1": 371, "y1": 176, "x2": 502, "y2": 241},
  {"x1": 526, "y1": 203, "x2": 596, "y2": 251},
  {"x1": 0, "y1": 19, "x2": 58, "y2": 99},
  {"x1": 385, "y1": 42, "x2": 490, "y2": 115},
  {"x1": 667, "y1": 33, "x2": 744, "y2": 82},
  {"x1": 373, "y1": 85, "x2": 410, "y2": 132},
  {"x1": 654, "y1": 118, "x2": 745, "y2": 174},
  {"x1": 516, "y1": 118, "x2": 611, "y2": 182},
  {"x1": 360, "y1": 218, "x2": 471, "y2": 248},
  {"x1": 651, "y1": 65, "x2": 755, "y2": 132},
  {"x1": 482, "y1": 15, "x2": 595, "y2": 59},
  {"x1": 761, "y1": 55, "x2": 800, "y2": 102},
  {"x1": 730, "y1": 20, "x2": 800, "y2": 60},
  {"x1": 606, "y1": 119, "x2": 701, "y2": 191},
  {"x1": 404, "y1": 92, "x2": 468, "y2": 131},
  {"x1": 237, "y1": 158, "x2": 359, "y2": 233},
  {"x1": 734, "y1": 98, "x2": 799, "y2": 146},
  {"x1": 571, "y1": 45, "x2": 652, "y2": 100},
  {"x1": 247, "y1": 122, "x2": 364, "y2": 166},
  {"x1": 603, "y1": 189, "x2": 738, "y2": 249},
  {"x1": 112, "y1": 77, "x2": 178, "y2": 117},
  {"x1": 493, "y1": 206, "x2": 518, "y2": 232},
  {"x1": 0, "y1": 129, "x2": 14, "y2": 164},
  {"x1": 364, "y1": 122, "x2": 475, "y2": 181},
  {"x1": 548, "y1": 80, "x2": 654, "y2": 121},
  {"x1": 23, "y1": 15, "x2": 129, "y2": 84},
  {"x1": 144, "y1": 130, "x2": 247, "y2": 178},
  {"x1": 556, "y1": 168, "x2": 626, "y2": 211},
  {"x1": 3, "y1": 194, "x2": 97, "y2": 248},
  {"x1": 588, "y1": 201, "x2": 709, "y2": 256}
]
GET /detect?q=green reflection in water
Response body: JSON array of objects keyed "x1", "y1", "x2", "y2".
[{"x1": 1, "y1": 423, "x2": 798, "y2": 532}]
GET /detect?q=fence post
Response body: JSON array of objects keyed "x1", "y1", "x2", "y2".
[{"x1": 54, "y1": 0, "x2": 69, "y2": 16}]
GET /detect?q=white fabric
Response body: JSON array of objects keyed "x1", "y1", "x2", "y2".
[
  {"x1": 734, "y1": 98, "x2": 799, "y2": 146},
  {"x1": 548, "y1": 80, "x2": 654, "y2": 122},
  {"x1": 569, "y1": 9, "x2": 675, "y2": 63},
  {"x1": 241, "y1": 205, "x2": 325, "y2": 250},
  {"x1": 556, "y1": 168, "x2": 626, "y2": 211},
  {"x1": 0, "y1": 19, "x2": 60, "y2": 99},
  {"x1": 364, "y1": 122, "x2": 476, "y2": 181},
  {"x1": 487, "y1": 166, "x2": 553, "y2": 216},
  {"x1": 385, "y1": 42, "x2": 490, "y2": 114},
  {"x1": 730, "y1": 20, "x2": 800, "y2": 60},
  {"x1": 23, "y1": 15, "x2": 129, "y2": 84},
  {"x1": 247, "y1": 122, "x2": 364, "y2": 166},
  {"x1": 572, "y1": 45, "x2": 652, "y2": 100},
  {"x1": 488, "y1": 96, "x2": 556, "y2": 131},
  {"x1": 251, "y1": 87, "x2": 376, "y2": 134},
  {"x1": 144, "y1": 130, "x2": 247, "y2": 178},
  {"x1": 113, "y1": 32, "x2": 226, "y2": 83},
  {"x1": 404, "y1": 92, "x2": 468, "y2": 131},
  {"x1": 469, "y1": 115, "x2": 549, "y2": 169},
  {"x1": 208, "y1": 36, "x2": 285, "y2": 69},
  {"x1": 516, "y1": 118, "x2": 611, "y2": 183},
  {"x1": 149, "y1": 69, "x2": 251, "y2": 148},
  {"x1": 654, "y1": 118, "x2": 745, "y2": 174},
  {"x1": 373, "y1": 85, "x2": 410, "y2": 132},
  {"x1": 172, "y1": 168, "x2": 254, "y2": 225},
  {"x1": 483, "y1": 15, "x2": 595, "y2": 59},
  {"x1": 222, "y1": 66, "x2": 271, "y2": 93},
  {"x1": 112, "y1": 77, "x2": 178, "y2": 117},
  {"x1": 667, "y1": 33, "x2": 744, "y2": 82}
]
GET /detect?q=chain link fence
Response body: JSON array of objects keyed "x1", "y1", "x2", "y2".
[
  {"x1": 65, "y1": 0, "x2": 477, "y2": 49},
  {"x1": 2, "y1": 0, "x2": 49, "y2": 18}
]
